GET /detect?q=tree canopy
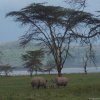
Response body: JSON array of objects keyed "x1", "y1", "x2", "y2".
[{"x1": 22, "y1": 49, "x2": 44, "y2": 76}]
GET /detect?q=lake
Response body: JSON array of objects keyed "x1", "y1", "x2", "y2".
[{"x1": 1, "y1": 67, "x2": 100, "y2": 76}]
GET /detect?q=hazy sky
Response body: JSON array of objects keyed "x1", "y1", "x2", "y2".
[{"x1": 0, "y1": 0, "x2": 100, "y2": 44}]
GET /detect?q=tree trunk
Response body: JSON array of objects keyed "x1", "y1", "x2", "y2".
[
  {"x1": 30, "y1": 72, "x2": 33, "y2": 77},
  {"x1": 84, "y1": 61, "x2": 87, "y2": 74},
  {"x1": 55, "y1": 54, "x2": 63, "y2": 77},
  {"x1": 49, "y1": 71, "x2": 50, "y2": 75},
  {"x1": 56, "y1": 62, "x2": 62, "y2": 77},
  {"x1": 84, "y1": 66, "x2": 87, "y2": 74},
  {"x1": 5, "y1": 72, "x2": 8, "y2": 76},
  {"x1": 58, "y1": 69, "x2": 62, "y2": 77},
  {"x1": 35, "y1": 70, "x2": 37, "y2": 75}
]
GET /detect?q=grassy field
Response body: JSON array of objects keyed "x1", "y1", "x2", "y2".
[{"x1": 0, "y1": 73, "x2": 100, "y2": 100}]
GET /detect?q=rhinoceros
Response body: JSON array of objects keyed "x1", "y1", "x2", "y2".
[
  {"x1": 52, "y1": 77, "x2": 68, "y2": 87},
  {"x1": 31, "y1": 77, "x2": 47, "y2": 89}
]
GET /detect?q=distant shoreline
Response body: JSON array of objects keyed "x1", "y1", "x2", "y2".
[{"x1": 1, "y1": 67, "x2": 100, "y2": 76}]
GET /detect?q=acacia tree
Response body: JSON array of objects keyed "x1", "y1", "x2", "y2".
[
  {"x1": 82, "y1": 44, "x2": 96, "y2": 74},
  {"x1": 6, "y1": 3, "x2": 100, "y2": 76},
  {"x1": 22, "y1": 49, "x2": 44, "y2": 76},
  {"x1": 0, "y1": 64, "x2": 13, "y2": 76}
]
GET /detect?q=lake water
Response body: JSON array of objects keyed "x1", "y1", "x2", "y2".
[{"x1": 1, "y1": 67, "x2": 100, "y2": 76}]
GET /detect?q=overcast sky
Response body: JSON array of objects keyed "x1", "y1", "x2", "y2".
[{"x1": 0, "y1": 0, "x2": 100, "y2": 44}]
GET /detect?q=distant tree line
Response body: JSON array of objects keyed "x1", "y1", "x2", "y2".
[{"x1": 0, "y1": 48, "x2": 56, "y2": 77}]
